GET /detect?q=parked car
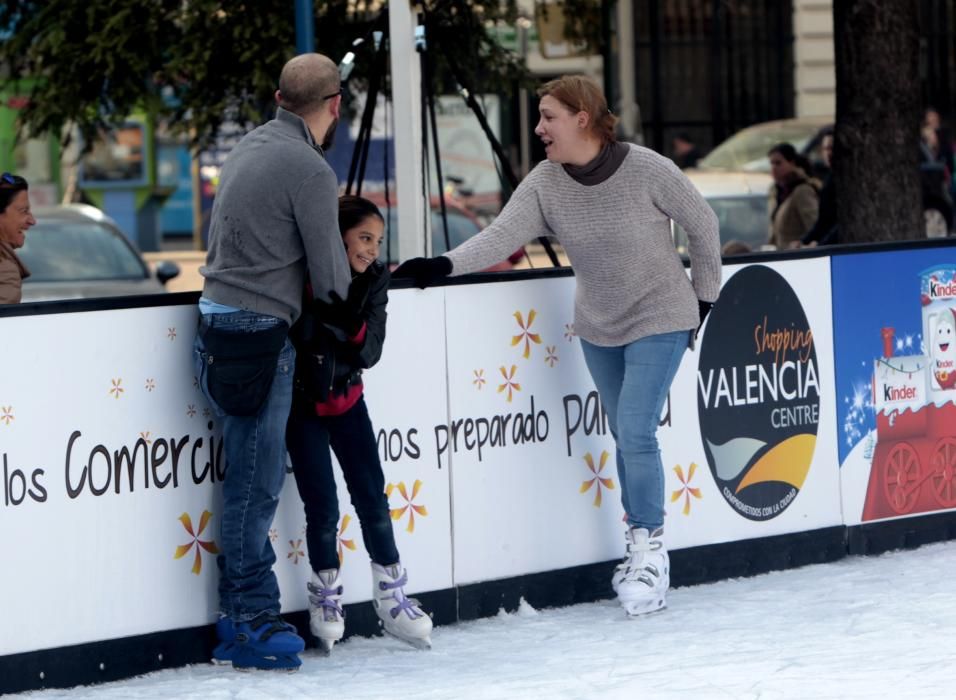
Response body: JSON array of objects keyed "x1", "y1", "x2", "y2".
[
  {"x1": 682, "y1": 116, "x2": 953, "y2": 250},
  {"x1": 18, "y1": 204, "x2": 180, "y2": 302}
]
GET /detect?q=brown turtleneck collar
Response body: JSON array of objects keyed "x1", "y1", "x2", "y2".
[{"x1": 562, "y1": 141, "x2": 629, "y2": 186}]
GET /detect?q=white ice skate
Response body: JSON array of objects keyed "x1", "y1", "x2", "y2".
[
  {"x1": 616, "y1": 527, "x2": 669, "y2": 617},
  {"x1": 610, "y1": 528, "x2": 630, "y2": 595},
  {"x1": 307, "y1": 569, "x2": 345, "y2": 655},
  {"x1": 371, "y1": 562, "x2": 433, "y2": 650}
]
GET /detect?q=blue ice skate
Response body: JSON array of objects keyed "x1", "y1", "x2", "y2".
[{"x1": 212, "y1": 614, "x2": 305, "y2": 671}]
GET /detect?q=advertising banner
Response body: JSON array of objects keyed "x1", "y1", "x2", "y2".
[
  {"x1": 0, "y1": 293, "x2": 451, "y2": 656},
  {"x1": 833, "y1": 250, "x2": 956, "y2": 525},
  {"x1": 445, "y1": 258, "x2": 842, "y2": 585}
]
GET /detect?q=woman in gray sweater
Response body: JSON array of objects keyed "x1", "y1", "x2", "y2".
[{"x1": 395, "y1": 75, "x2": 722, "y2": 617}]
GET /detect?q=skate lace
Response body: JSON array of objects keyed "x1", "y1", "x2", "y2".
[
  {"x1": 622, "y1": 537, "x2": 665, "y2": 588},
  {"x1": 245, "y1": 614, "x2": 295, "y2": 643},
  {"x1": 378, "y1": 570, "x2": 425, "y2": 620},
  {"x1": 307, "y1": 580, "x2": 344, "y2": 622}
]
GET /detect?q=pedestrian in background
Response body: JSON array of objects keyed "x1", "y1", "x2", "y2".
[
  {"x1": 192, "y1": 52, "x2": 352, "y2": 672},
  {"x1": 671, "y1": 132, "x2": 703, "y2": 169},
  {"x1": 767, "y1": 142, "x2": 819, "y2": 249},
  {"x1": 801, "y1": 129, "x2": 838, "y2": 247},
  {"x1": 393, "y1": 74, "x2": 722, "y2": 619},
  {"x1": 0, "y1": 173, "x2": 36, "y2": 304}
]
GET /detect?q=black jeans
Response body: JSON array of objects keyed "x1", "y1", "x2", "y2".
[{"x1": 286, "y1": 395, "x2": 400, "y2": 573}]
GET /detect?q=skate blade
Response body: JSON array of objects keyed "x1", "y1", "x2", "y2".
[
  {"x1": 622, "y1": 599, "x2": 667, "y2": 618},
  {"x1": 314, "y1": 638, "x2": 336, "y2": 657},
  {"x1": 383, "y1": 628, "x2": 432, "y2": 651}
]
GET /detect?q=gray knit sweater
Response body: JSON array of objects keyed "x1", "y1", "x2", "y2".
[
  {"x1": 201, "y1": 108, "x2": 352, "y2": 326},
  {"x1": 445, "y1": 144, "x2": 722, "y2": 347}
]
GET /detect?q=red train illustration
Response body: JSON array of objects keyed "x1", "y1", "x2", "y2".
[{"x1": 863, "y1": 266, "x2": 956, "y2": 520}]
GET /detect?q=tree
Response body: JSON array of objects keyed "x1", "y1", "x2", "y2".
[
  {"x1": 832, "y1": 0, "x2": 923, "y2": 243},
  {"x1": 0, "y1": 0, "x2": 529, "y2": 151}
]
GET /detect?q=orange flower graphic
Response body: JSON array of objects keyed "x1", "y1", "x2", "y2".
[
  {"x1": 564, "y1": 323, "x2": 576, "y2": 341},
  {"x1": 174, "y1": 511, "x2": 220, "y2": 575},
  {"x1": 497, "y1": 365, "x2": 521, "y2": 402},
  {"x1": 511, "y1": 310, "x2": 542, "y2": 359},
  {"x1": 167, "y1": 327, "x2": 177, "y2": 340},
  {"x1": 473, "y1": 369, "x2": 486, "y2": 389},
  {"x1": 288, "y1": 539, "x2": 305, "y2": 565},
  {"x1": 145, "y1": 378, "x2": 156, "y2": 392},
  {"x1": 337, "y1": 514, "x2": 357, "y2": 565},
  {"x1": 109, "y1": 378, "x2": 124, "y2": 399},
  {"x1": 386, "y1": 480, "x2": 428, "y2": 533},
  {"x1": 671, "y1": 463, "x2": 703, "y2": 515},
  {"x1": 1, "y1": 406, "x2": 13, "y2": 425},
  {"x1": 545, "y1": 346, "x2": 558, "y2": 367},
  {"x1": 580, "y1": 450, "x2": 615, "y2": 507},
  {"x1": 140, "y1": 431, "x2": 152, "y2": 445}
]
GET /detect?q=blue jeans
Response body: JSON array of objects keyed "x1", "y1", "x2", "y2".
[
  {"x1": 580, "y1": 330, "x2": 690, "y2": 531},
  {"x1": 286, "y1": 396, "x2": 400, "y2": 572},
  {"x1": 193, "y1": 310, "x2": 295, "y2": 622}
]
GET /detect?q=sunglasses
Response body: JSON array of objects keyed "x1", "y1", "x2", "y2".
[
  {"x1": 1, "y1": 172, "x2": 17, "y2": 186},
  {"x1": 322, "y1": 87, "x2": 343, "y2": 101}
]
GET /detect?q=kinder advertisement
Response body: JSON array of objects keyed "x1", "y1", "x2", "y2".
[{"x1": 833, "y1": 251, "x2": 956, "y2": 525}]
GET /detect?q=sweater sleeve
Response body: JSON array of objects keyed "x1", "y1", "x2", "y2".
[
  {"x1": 647, "y1": 152, "x2": 722, "y2": 302},
  {"x1": 445, "y1": 168, "x2": 552, "y2": 276},
  {"x1": 293, "y1": 168, "x2": 352, "y2": 304}
]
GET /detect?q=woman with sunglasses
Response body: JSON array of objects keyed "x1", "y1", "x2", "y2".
[{"x1": 0, "y1": 173, "x2": 36, "y2": 304}]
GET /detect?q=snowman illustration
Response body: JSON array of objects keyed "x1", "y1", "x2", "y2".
[{"x1": 929, "y1": 307, "x2": 956, "y2": 390}]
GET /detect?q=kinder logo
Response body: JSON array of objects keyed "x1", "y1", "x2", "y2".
[
  {"x1": 929, "y1": 281, "x2": 956, "y2": 300},
  {"x1": 884, "y1": 384, "x2": 918, "y2": 402},
  {"x1": 697, "y1": 266, "x2": 820, "y2": 521}
]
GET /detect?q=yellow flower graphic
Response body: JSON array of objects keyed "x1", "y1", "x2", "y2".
[
  {"x1": 337, "y1": 514, "x2": 357, "y2": 565},
  {"x1": 145, "y1": 378, "x2": 156, "y2": 391},
  {"x1": 1, "y1": 406, "x2": 13, "y2": 425},
  {"x1": 140, "y1": 431, "x2": 152, "y2": 445},
  {"x1": 671, "y1": 463, "x2": 703, "y2": 515},
  {"x1": 497, "y1": 365, "x2": 521, "y2": 402},
  {"x1": 511, "y1": 310, "x2": 543, "y2": 359},
  {"x1": 473, "y1": 369, "x2": 486, "y2": 389},
  {"x1": 109, "y1": 378, "x2": 124, "y2": 399},
  {"x1": 386, "y1": 480, "x2": 428, "y2": 533},
  {"x1": 564, "y1": 323, "x2": 576, "y2": 341},
  {"x1": 173, "y1": 511, "x2": 220, "y2": 575},
  {"x1": 580, "y1": 450, "x2": 615, "y2": 507},
  {"x1": 288, "y1": 539, "x2": 305, "y2": 565},
  {"x1": 545, "y1": 346, "x2": 558, "y2": 367}
]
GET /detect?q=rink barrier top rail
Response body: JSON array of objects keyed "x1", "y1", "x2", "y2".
[{"x1": 1, "y1": 236, "x2": 951, "y2": 319}]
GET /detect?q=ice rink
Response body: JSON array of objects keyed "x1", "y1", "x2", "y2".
[{"x1": 14, "y1": 540, "x2": 956, "y2": 699}]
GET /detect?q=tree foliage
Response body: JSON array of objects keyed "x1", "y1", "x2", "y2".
[{"x1": 0, "y1": 0, "x2": 533, "y2": 151}]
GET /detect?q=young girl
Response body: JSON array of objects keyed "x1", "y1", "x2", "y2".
[{"x1": 286, "y1": 195, "x2": 432, "y2": 653}]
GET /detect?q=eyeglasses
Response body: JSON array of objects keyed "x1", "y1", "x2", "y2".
[{"x1": 322, "y1": 87, "x2": 343, "y2": 101}]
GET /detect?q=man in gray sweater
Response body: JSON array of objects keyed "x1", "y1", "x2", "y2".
[{"x1": 193, "y1": 52, "x2": 352, "y2": 672}]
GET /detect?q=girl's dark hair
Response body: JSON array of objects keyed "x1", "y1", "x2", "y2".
[
  {"x1": 0, "y1": 173, "x2": 29, "y2": 214},
  {"x1": 767, "y1": 143, "x2": 813, "y2": 174},
  {"x1": 338, "y1": 195, "x2": 384, "y2": 235}
]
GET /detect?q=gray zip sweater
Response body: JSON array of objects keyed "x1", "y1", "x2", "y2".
[
  {"x1": 445, "y1": 144, "x2": 722, "y2": 347},
  {"x1": 201, "y1": 107, "x2": 352, "y2": 326}
]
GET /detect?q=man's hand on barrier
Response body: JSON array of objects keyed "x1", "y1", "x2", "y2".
[{"x1": 393, "y1": 256, "x2": 453, "y2": 289}]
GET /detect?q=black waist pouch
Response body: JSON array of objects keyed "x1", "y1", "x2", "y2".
[{"x1": 200, "y1": 320, "x2": 289, "y2": 416}]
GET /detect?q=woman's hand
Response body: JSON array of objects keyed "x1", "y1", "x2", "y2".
[{"x1": 392, "y1": 256, "x2": 453, "y2": 289}]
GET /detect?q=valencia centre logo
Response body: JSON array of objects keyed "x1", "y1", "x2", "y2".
[{"x1": 697, "y1": 265, "x2": 820, "y2": 520}]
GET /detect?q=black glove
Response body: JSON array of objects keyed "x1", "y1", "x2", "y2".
[
  {"x1": 697, "y1": 299, "x2": 714, "y2": 339},
  {"x1": 392, "y1": 256, "x2": 453, "y2": 289},
  {"x1": 311, "y1": 291, "x2": 364, "y2": 336}
]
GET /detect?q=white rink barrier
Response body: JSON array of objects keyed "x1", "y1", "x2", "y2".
[{"x1": 2, "y1": 240, "x2": 955, "y2": 690}]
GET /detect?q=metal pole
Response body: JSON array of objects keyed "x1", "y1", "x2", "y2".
[
  {"x1": 295, "y1": 0, "x2": 315, "y2": 54},
  {"x1": 389, "y1": 1, "x2": 429, "y2": 260}
]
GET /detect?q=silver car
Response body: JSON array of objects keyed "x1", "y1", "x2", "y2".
[{"x1": 19, "y1": 204, "x2": 180, "y2": 302}]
